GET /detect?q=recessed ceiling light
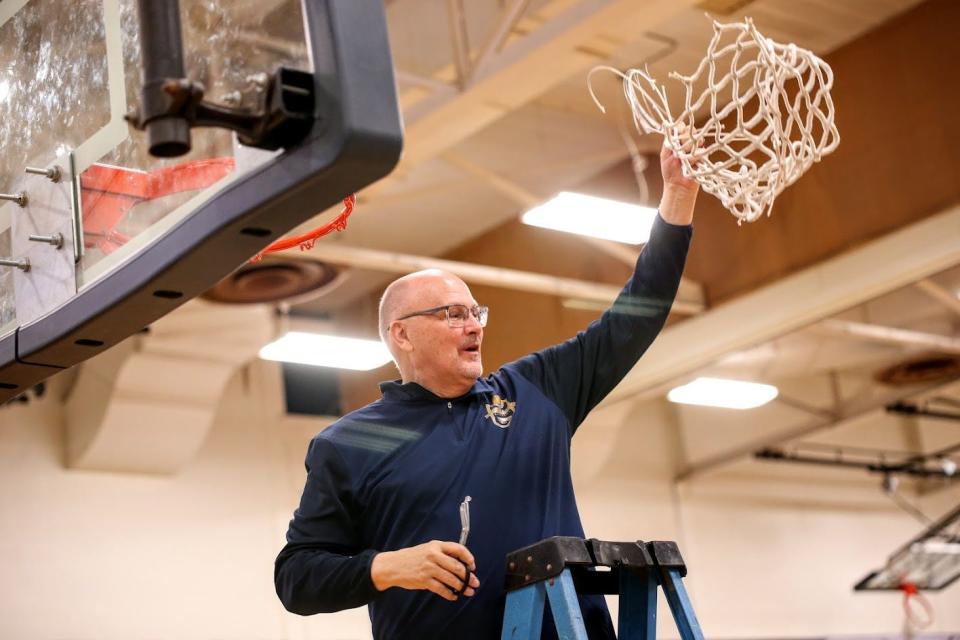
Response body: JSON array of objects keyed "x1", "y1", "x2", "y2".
[
  {"x1": 521, "y1": 192, "x2": 658, "y2": 245},
  {"x1": 667, "y1": 376, "x2": 779, "y2": 409},
  {"x1": 259, "y1": 332, "x2": 392, "y2": 371}
]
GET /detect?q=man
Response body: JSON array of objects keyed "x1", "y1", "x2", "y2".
[{"x1": 275, "y1": 136, "x2": 699, "y2": 638}]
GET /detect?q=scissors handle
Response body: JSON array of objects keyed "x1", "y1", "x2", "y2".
[
  {"x1": 458, "y1": 496, "x2": 472, "y2": 546},
  {"x1": 452, "y1": 496, "x2": 473, "y2": 597}
]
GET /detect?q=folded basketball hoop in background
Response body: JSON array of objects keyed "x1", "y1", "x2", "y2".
[
  {"x1": 589, "y1": 18, "x2": 840, "y2": 222},
  {"x1": 855, "y1": 503, "x2": 960, "y2": 592}
]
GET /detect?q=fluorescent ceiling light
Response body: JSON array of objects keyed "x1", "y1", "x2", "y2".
[
  {"x1": 259, "y1": 332, "x2": 392, "y2": 371},
  {"x1": 521, "y1": 192, "x2": 658, "y2": 245},
  {"x1": 667, "y1": 377, "x2": 779, "y2": 410}
]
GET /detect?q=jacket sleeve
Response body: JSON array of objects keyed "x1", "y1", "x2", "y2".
[
  {"x1": 510, "y1": 214, "x2": 692, "y2": 433},
  {"x1": 274, "y1": 435, "x2": 379, "y2": 615}
]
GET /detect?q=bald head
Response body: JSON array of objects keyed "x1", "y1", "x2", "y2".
[{"x1": 378, "y1": 269, "x2": 466, "y2": 343}]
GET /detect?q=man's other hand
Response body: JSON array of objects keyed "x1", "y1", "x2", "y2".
[{"x1": 370, "y1": 540, "x2": 480, "y2": 601}]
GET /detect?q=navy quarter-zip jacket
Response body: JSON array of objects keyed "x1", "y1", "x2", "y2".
[{"x1": 275, "y1": 214, "x2": 692, "y2": 638}]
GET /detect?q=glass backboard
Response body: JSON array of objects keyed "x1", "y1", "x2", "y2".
[{"x1": 0, "y1": 0, "x2": 402, "y2": 398}]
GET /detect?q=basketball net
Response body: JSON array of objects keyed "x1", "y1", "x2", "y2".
[{"x1": 589, "y1": 18, "x2": 840, "y2": 222}]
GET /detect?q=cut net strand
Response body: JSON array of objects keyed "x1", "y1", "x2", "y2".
[
  {"x1": 900, "y1": 582, "x2": 935, "y2": 630},
  {"x1": 588, "y1": 17, "x2": 840, "y2": 223},
  {"x1": 251, "y1": 194, "x2": 356, "y2": 263}
]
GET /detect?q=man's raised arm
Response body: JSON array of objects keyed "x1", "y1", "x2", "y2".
[{"x1": 508, "y1": 137, "x2": 699, "y2": 431}]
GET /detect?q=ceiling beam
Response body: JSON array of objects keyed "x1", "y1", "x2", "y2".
[
  {"x1": 914, "y1": 278, "x2": 960, "y2": 317},
  {"x1": 281, "y1": 242, "x2": 705, "y2": 315},
  {"x1": 773, "y1": 393, "x2": 838, "y2": 421},
  {"x1": 675, "y1": 377, "x2": 960, "y2": 482},
  {"x1": 400, "y1": 0, "x2": 698, "y2": 169},
  {"x1": 395, "y1": 69, "x2": 457, "y2": 95},
  {"x1": 816, "y1": 319, "x2": 960, "y2": 355},
  {"x1": 445, "y1": 0, "x2": 472, "y2": 89},
  {"x1": 601, "y1": 203, "x2": 960, "y2": 407},
  {"x1": 470, "y1": 0, "x2": 533, "y2": 82},
  {"x1": 442, "y1": 151, "x2": 540, "y2": 207}
]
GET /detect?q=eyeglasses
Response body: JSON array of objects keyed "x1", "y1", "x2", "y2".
[{"x1": 395, "y1": 304, "x2": 488, "y2": 328}]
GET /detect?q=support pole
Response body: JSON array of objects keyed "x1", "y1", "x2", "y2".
[{"x1": 136, "y1": 0, "x2": 191, "y2": 157}]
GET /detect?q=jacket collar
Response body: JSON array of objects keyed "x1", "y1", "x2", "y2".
[{"x1": 379, "y1": 377, "x2": 495, "y2": 403}]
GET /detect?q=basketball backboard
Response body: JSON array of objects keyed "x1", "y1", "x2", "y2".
[
  {"x1": 0, "y1": 0, "x2": 401, "y2": 400},
  {"x1": 0, "y1": 0, "x2": 402, "y2": 400}
]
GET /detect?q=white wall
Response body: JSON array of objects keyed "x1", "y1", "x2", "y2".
[
  {"x1": 0, "y1": 362, "x2": 957, "y2": 639},
  {"x1": 0, "y1": 361, "x2": 369, "y2": 640},
  {"x1": 573, "y1": 398, "x2": 960, "y2": 637}
]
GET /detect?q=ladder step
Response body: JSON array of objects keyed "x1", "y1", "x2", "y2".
[
  {"x1": 500, "y1": 538, "x2": 704, "y2": 640},
  {"x1": 504, "y1": 536, "x2": 655, "y2": 594}
]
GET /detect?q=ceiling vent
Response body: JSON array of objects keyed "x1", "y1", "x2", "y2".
[
  {"x1": 875, "y1": 353, "x2": 960, "y2": 386},
  {"x1": 203, "y1": 258, "x2": 340, "y2": 305}
]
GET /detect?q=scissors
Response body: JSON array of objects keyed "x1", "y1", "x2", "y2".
[
  {"x1": 454, "y1": 496, "x2": 473, "y2": 597},
  {"x1": 458, "y1": 496, "x2": 471, "y2": 546}
]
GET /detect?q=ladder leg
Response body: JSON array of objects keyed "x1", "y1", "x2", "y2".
[
  {"x1": 501, "y1": 582, "x2": 546, "y2": 640},
  {"x1": 544, "y1": 569, "x2": 590, "y2": 640},
  {"x1": 659, "y1": 568, "x2": 705, "y2": 640},
  {"x1": 618, "y1": 569, "x2": 658, "y2": 640}
]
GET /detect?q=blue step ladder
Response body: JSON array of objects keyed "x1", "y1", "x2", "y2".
[{"x1": 500, "y1": 537, "x2": 704, "y2": 640}]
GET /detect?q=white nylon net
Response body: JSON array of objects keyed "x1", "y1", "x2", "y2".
[{"x1": 590, "y1": 18, "x2": 840, "y2": 222}]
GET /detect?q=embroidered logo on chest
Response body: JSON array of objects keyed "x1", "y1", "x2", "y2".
[{"x1": 483, "y1": 394, "x2": 516, "y2": 428}]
